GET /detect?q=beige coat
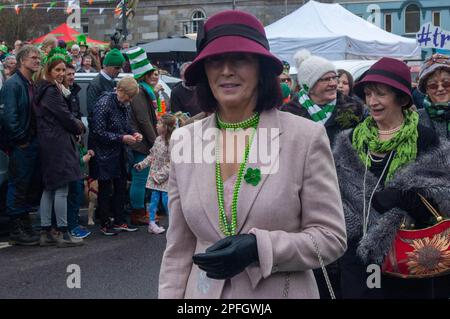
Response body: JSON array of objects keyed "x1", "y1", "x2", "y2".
[
  {"x1": 138, "y1": 136, "x2": 170, "y2": 192},
  {"x1": 158, "y1": 109, "x2": 347, "y2": 299}
]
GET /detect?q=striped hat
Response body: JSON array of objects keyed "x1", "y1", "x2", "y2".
[{"x1": 126, "y1": 47, "x2": 155, "y2": 79}]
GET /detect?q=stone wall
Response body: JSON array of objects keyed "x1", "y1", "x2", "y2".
[{"x1": 86, "y1": 0, "x2": 311, "y2": 45}]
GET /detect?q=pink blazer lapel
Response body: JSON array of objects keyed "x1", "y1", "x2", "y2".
[
  {"x1": 193, "y1": 114, "x2": 224, "y2": 238},
  {"x1": 192, "y1": 110, "x2": 283, "y2": 237},
  {"x1": 236, "y1": 109, "x2": 282, "y2": 234}
]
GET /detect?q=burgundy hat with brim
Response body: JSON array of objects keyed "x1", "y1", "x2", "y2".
[
  {"x1": 354, "y1": 57, "x2": 413, "y2": 107},
  {"x1": 185, "y1": 10, "x2": 283, "y2": 86}
]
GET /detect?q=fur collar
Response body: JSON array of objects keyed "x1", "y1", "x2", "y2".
[{"x1": 333, "y1": 130, "x2": 450, "y2": 264}]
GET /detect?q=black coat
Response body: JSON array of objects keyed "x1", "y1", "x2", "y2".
[
  {"x1": 86, "y1": 72, "x2": 115, "y2": 119},
  {"x1": 89, "y1": 92, "x2": 135, "y2": 181},
  {"x1": 0, "y1": 70, "x2": 36, "y2": 145},
  {"x1": 34, "y1": 81, "x2": 84, "y2": 190},
  {"x1": 68, "y1": 83, "x2": 82, "y2": 120},
  {"x1": 170, "y1": 81, "x2": 201, "y2": 116},
  {"x1": 280, "y1": 92, "x2": 364, "y2": 146}
]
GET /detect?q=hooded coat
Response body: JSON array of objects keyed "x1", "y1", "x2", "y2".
[{"x1": 34, "y1": 81, "x2": 84, "y2": 190}]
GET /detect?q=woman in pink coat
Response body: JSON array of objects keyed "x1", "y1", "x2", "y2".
[{"x1": 158, "y1": 10, "x2": 347, "y2": 299}]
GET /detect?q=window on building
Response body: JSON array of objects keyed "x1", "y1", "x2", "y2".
[
  {"x1": 405, "y1": 4, "x2": 420, "y2": 34},
  {"x1": 433, "y1": 11, "x2": 441, "y2": 27},
  {"x1": 385, "y1": 13, "x2": 392, "y2": 32},
  {"x1": 191, "y1": 9, "x2": 206, "y2": 34},
  {"x1": 81, "y1": 18, "x2": 89, "y2": 35}
]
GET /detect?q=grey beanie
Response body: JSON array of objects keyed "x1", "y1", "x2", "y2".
[{"x1": 293, "y1": 49, "x2": 336, "y2": 93}]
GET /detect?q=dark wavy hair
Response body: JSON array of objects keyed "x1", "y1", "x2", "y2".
[{"x1": 194, "y1": 56, "x2": 283, "y2": 113}]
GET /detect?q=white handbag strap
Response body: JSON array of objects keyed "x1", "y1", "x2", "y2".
[{"x1": 307, "y1": 233, "x2": 336, "y2": 299}]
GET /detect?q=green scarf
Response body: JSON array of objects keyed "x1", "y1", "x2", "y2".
[
  {"x1": 139, "y1": 81, "x2": 161, "y2": 113},
  {"x1": 297, "y1": 88, "x2": 336, "y2": 124},
  {"x1": 423, "y1": 96, "x2": 450, "y2": 133},
  {"x1": 352, "y1": 110, "x2": 419, "y2": 183}
]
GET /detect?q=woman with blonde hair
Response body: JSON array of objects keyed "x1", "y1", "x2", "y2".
[{"x1": 89, "y1": 77, "x2": 143, "y2": 235}]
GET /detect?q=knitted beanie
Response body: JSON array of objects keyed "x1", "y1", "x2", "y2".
[
  {"x1": 126, "y1": 47, "x2": 155, "y2": 79},
  {"x1": 293, "y1": 49, "x2": 336, "y2": 93},
  {"x1": 103, "y1": 48, "x2": 125, "y2": 67}
]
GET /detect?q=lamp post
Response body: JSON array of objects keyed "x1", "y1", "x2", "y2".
[{"x1": 122, "y1": 0, "x2": 128, "y2": 40}]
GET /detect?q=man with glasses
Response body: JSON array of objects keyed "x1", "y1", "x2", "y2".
[{"x1": 0, "y1": 45, "x2": 42, "y2": 245}]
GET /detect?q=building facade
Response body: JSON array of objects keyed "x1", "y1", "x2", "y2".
[
  {"x1": 337, "y1": 0, "x2": 450, "y2": 38},
  {"x1": 85, "y1": 0, "x2": 325, "y2": 44}
]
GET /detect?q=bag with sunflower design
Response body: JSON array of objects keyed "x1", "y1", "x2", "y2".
[{"x1": 382, "y1": 194, "x2": 450, "y2": 279}]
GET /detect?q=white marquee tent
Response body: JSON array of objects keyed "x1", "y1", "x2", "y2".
[{"x1": 265, "y1": 0, "x2": 420, "y2": 64}]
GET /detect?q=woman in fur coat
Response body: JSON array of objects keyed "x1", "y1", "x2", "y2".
[{"x1": 333, "y1": 57, "x2": 450, "y2": 299}]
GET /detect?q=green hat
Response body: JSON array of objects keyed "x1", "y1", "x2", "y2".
[
  {"x1": 103, "y1": 48, "x2": 125, "y2": 67},
  {"x1": 125, "y1": 47, "x2": 155, "y2": 79},
  {"x1": 45, "y1": 47, "x2": 72, "y2": 65},
  {"x1": 0, "y1": 45, "x2": 8, "y2": 53},
  {"x1": 281, "y1": 82, "x2": 291, "y2": 99},
  {"x1": 77, "y1": 34, "x2": 88, "y2": 47}
]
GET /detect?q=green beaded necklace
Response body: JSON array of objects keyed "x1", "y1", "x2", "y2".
[{"x1": 215, "y1": 112, "x2": 260, "y2": 236}]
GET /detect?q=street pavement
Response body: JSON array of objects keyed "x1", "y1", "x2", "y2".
[{"x1": 0, "y1": 210, "x2": 168, "y2": 299}]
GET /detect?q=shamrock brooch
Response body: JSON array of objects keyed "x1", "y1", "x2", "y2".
[{"x1": 244, "y1": 168, "x2": 261, "y2": 186}]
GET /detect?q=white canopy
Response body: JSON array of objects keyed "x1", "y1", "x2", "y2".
[{"x1": 265, "y1": 0, "x2": 420, "y2": 64}]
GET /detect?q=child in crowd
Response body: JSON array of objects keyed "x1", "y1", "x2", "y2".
[
  {"x1": 134, "y1": 114, "x2": 178, "y2": 234},
  {"x1": 67, "y1": 136, "x2": 95, "y2": 238}
]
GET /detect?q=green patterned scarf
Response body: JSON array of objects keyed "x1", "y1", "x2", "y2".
[
  {"x1": 352, "y1": 110, "x2": 419, "y2": 182},
  {"x1": 423, "y1": 96, "x2": 450, "y2": 133},
  {"x1": 139, "y1": 81, "x2": 161, "y2": 113},
  {"x1": 297, "y1": 88, "x2": 336, "y2": 124}
]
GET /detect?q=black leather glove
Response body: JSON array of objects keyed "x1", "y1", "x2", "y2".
[
  {"x1": 192, "y1": 234, "x2": 259, "y2": 280},
  {"x1": 372, "y1": 188, "x2": 436, "y2": 227},
  {"x1": 371, "y1": 188, "x2": 402, "y2": 213}
]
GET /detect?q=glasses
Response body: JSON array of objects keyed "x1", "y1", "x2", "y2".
[
  {"x1": 113, "y1": 66, "x2": 122, "y2": 70},
  {"x1": 317, "y1": 75, "x2": 339, "y2": 84},
  {"x1": 426, "y1": 80, "x2": 450, "y2": 91},
  {"x1": 280, "y1": 77, "x2": 292, "y2": 83}
]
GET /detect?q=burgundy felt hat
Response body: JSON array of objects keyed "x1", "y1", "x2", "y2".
[
  {"x1": 354, "y1": 57, "x2": 412, "y2": 106},
  {"x1": 184, "y1": 10, "x2": 283, "y2": 86}
]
